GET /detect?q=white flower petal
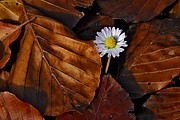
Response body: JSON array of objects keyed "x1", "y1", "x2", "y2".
[
  {"x1": 101, "y1": 28, "x2": 107, "y2": 38},
  {"x1": 94, "y1": 27, "x2": 128, "y2": 58},
  {"x1": 112, "y1": 27, "x2": 115, "y2": 36}
]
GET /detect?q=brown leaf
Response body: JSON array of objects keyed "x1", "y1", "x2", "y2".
[
  {"x1": 0, "y1": 71, "x2": 9, "y2": 91},
  {"x1": 8, "y1": 7, "x2": 102, "y2": 116},
  {"x1": 0, "y1": 91, "x2": 44, "y2": 120},
  {"x1": 0, "y1": 22, "x2": 21, "y2": 69},
  {"x1": 96, "y1": 0, "x2": 176, "y2": 23},
  {"x1": 144, "y1": 87, "x2": 180, "y2": 120},
  {"x1": 75, "y1": 15, "x2": 114, "y2": 40},
  {"x1": 170, "y1": 0, "x2": 180, "y2": 18},
  {"x1": 119, "y1": 18, "x2": 180, "y2": 97},
  {"x1": 24, "y1": 0, "x2": 94, "y2": 28},
  {"x1": 56, "y1": 74, "x2": 135, "y2": 120},
  {"x1": 0, "y1": 0, "x2": 24, "y2": 23}
]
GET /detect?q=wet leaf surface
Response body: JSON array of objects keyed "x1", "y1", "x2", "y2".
[
  {"x1": 56, "y1": 74, "x2": 135, "y2": 120},
  {"x1": 0, "y1": 91, "x2": 44, "y2": 120},
  {"x1": 96, "y1": 0, "x2": 176, "y2": 22}
]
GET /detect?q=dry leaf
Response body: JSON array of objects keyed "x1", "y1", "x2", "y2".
[
  {"x1": 170, "y1": 0, "x2": 180, "y2": 18},
  {"x1": 24, "y1": 0, "x2": 94, "y2": 28},
  {"x1": 56, "y1": 74, "x2": 135, "y2": 120},
  {"x1": 8, "y1": 8, "x2": 101, "y2": 116},
  {"x1": 0, "y1": 21, "x2": 21, "y2": 69},
  {"x1": 75, "y1": 15, "x2": 114, "y2": 40},
  {"x1": 144, "y1": 87, "x2": 180, "y2": 120},
  {"x1": 96, "y1": 0, "x2": 176, "y2": 22},
  {"x1": 0, "y1": 71, "x2": 9, "y2": 91},
  {"x1": 119, "y1": 18, "x2": 180, "y2": 97},
  {"x1": 0, "y1": 0, "x2": 23, "y2": 23},
  {"x1": 0, "y1": 91, "x2": 44, "y2": 120}
]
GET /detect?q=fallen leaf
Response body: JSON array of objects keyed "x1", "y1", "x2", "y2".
[
  {"x1": 8, "y1": 5, "x2": 102, "y2": 116},
  {"x1": 0, "y1": 91, "x2": 44, "y2": 120},
  {"x1": 24, "y1": 0, "x2": 94, "y2": 28},
  {"x1": 0, "y1": 0, "x2": 24, "y2": 23},
  {"x1": 75, "y1": 15, "x2": 114, "y2": 40},
  {"x1": 0, "y1": 21, "x2": 21, "y2": 69},
  {"x1": 96, "y1": 0, "x2": 176, "y2": 23},
  {"x1": 119, "y1": 18, "x2": 180, "y2": 97},
  {"x1": 170, "y1": 0, "x2": 180, "y2": 18},
  {"x1": 144, "y1": 87, "x2": 180, "y2": 120},
  {"x1": 0, "y1": 71, "x2": 9, "y2": 91},
  {"x1": 56, "y1": 74, "x2": 135, "y2": 120}
]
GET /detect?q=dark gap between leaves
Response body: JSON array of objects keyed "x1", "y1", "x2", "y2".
[
  {"x1": 43, "y1": 115, "x2": 56, "y2": 120},
  {"x1": 3, "y1": 26, "x2": 25, "y2": 72}
]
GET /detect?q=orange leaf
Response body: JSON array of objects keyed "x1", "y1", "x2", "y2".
[
  {"x1": 119, "y1": 18, "x2": 180, "y2": 97},
  {"x1": 0, "y1": 0, "x2": 24, "y2": 23},
  {"x1": 96, "y1": 0, "x2": 176, "y2": 22},
  {"x1": 0, "y1": 91, "x2": 44, "y2": 120},
  {"x1": 57, "y1": 74, "x2": 135, "y2": 120},
  {"x1": 8, "y1": 4, "x2": 101, "y2": 116}
]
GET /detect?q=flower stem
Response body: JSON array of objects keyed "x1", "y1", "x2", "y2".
[{"x1": 105, "y1": 56, "x2": 111, "y2": 74}]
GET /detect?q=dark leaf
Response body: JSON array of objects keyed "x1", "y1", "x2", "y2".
[
  {"x1": 56, "y1": 74, "x2": 135, "y2": 120},
  {"x1": 96, "y1": 0, "x2": 176, "y2": 23},
  {"x1": 75, "y1": 15, "x2": 114, "y2": 40},
  {"x1": 24, "y1": 0, "x2": 94, "y2": 28}
]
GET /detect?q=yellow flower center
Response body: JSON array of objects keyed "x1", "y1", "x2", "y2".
[{"x1": 104, "y1": 37, "x2": 116, "y2": 49}]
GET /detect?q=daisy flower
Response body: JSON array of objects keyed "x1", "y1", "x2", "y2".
[{"x1": 94, "y1": 27, "x2": 128, "y2": 58}]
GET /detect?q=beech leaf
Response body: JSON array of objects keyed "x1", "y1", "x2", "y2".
[
  {"x1": 0, "y1": 0, "x2": 23, "y2": 23},
  {"x1": 96, "y1": 0, "x2": 177, "y2": 23},
  {"x1": 8, "y1": 7, "x2": 102, "y2": 116},
  {"x1": 56, "y1": 74, "x2": 135, "y2": 120},
  {"x1": 24, "y1": 0, "x2": 94, "y2": 28},
  {"x1": 119, "y1": 18, "x2": 180, "y2": 97},
  {"x1": 75, "y1": 15, "x2": 114, "y2": 40},
  {"x1": 144, "y1": 87, "x2": 180, "y2": 120},
  {"x1": 0, "y1": 91, "x2": 44, "y2": 120},
  {"x1": 0, "y1": 21, "x2": 21, "y2": 69}
]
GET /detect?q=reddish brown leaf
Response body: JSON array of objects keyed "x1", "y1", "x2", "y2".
[
  {"x1": 0, "y1": 0, "x2": 24, "y2": 23},
  {"x1": 24, "y1": 0, "x2": 94, "y2": 28},
  {"x1": 96, "y1": 0, "x2": 176, "y2": 23},
  {"x1": 8, "y1": 4, "x2": 101, "y2": 116},
  {"x1": 0, "y1": 71, "x2": 9, "y2": 91},
  {"x1": 0, "y1": 91, "x2": 44, "y2": 120},
  {"x1": 75, "y1": 15, "x2": 114, "y2": 40},
  {"x1": 170, "y1": 0, "x2": 180, "y2": 18},
  {"x1": 0, "y1": 22, "x2": 21, "y2": 69},
  {"x1": 56, "y1": 74, "x2": 135, "y2": 120},
  {"x1": 144, "y1": 87, "x2": 180, "y2": 120},
  {"x1": 119, "y1": 18, "x2": 180, "y2": 97}
]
